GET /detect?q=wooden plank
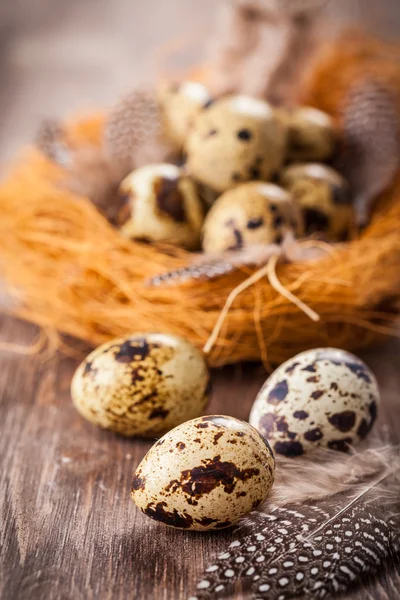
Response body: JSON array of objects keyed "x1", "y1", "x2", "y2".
[{"x1": 1, "y1": 316, "x2": 400, "y2": 599}]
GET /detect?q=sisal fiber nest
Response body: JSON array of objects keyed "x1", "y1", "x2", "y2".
[{"x1": 1, "y1": 36, "x2": 400, "y2": 368}]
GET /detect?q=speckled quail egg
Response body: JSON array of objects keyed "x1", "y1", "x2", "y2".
[
  {"x1": 157, "y1": 81, "x2": 212, "y2": 150},
  {"x1": 286, "y1": 106, "x2": 337, "y2": 162},
  {"x1": 131, "y1": 415, "x2": 275, "y2": 530},
  {"x1": 202, "y1": 182, "x2": 304, "y2": 253},
  {"x1": 249, "y1": 348, "x2": 380, "y2": 457},
  {"x1": 280, "y1": 163, "x2": 353, "y2": 240},
  {"x1": 186, "y1": 95, "x2": 288, "y2": 193},
  {"x1": 119, "y1": 163, "x2": 204, "y2": 249},
  {"x1": 71, "y1": 333, "x2": 210, "y2": 438}
]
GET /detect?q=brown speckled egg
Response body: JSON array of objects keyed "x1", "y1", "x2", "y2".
[
  {"x1": 158, "y1": 81, "x2": 212, "y2": 150},
  {"x1": 71, "y1": 333, "x2": 210, "y2": 438},
  {"x1": 186, "y1": 95, "x2": 288, "y2": 193},
  {"x1": 202, "y1": 182, "x2": 303, "y2": 253},
  {"x1": 286, "y1": 106, "x2": 337, "y2": 162},
  {"x1": 249, "y1": 348, "x2": 380, "y2": 457},
  {"x1": 119, "y1": 163, "x2": 204, "y2": 249},
  {"x1": 131, "y1": 415, "x2": 275, "y2": 530},
  {"x1": 280, "y1": 163, "x2": 353, "y2": 240}
]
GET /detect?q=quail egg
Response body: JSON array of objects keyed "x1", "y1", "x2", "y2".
[
  {"x1": 186, "y1": 95, "x2": 288, "y2": 193},
  {"x1": 202, "y1": 182, "x2": 304, "y2": 253},
  {"x1": 119, "y1": 163, "x2": 204, "y2": 249},
  {"x1": 249, "y1": 348, "x2": 379, "y2": 457},
  {"x1": 131, "y1": 415, "x2": 275, "y2": 530},
  {"x1": 286, "y1": 106, "x2": 337, "y2": 162},
  {"x1": 158, "y1": 81, "x2": 212, "y2": 150},
  {"x1": 71, "y1": 333, "x2": 210, "y2": 438},
  {"x1": 280, "y1": 163, "x2": 353, "y2": 240}
]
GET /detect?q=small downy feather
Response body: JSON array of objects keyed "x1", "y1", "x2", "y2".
[
  {"x1": 147, "y1": 244, "x2": 282, "y2": 287},
  {"x1": 336, "y1": 78, "x2": 400, "y2": 226},
  {"x1": 190, "y1": 447, "x2": 400, "y2": 600},
  {"x1": 35, "y1": 119, "x2": 71, "y2": 166},
  {"x1": 103, "y1": 87, "x2": 175, "y2": 181},
  {"x1": 35, "y1": 121, "x2": 124, "y2": 224},
  {"x1": 35, "y1": 89, "x2": 175, "y2": 224},
  {"x1": 147, "y1": 233, "x2": 324, "y2": 287}
]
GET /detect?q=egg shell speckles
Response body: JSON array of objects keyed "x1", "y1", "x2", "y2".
[
  {"x1": 249, "y1": 348, "x2": 380, "y2": 457},
  {"x1": 158, "y1": 81, "x2": 212, "y2": 149},
  {"x1": 131, "y1": 415, "x2": 275, "y2": 530},
  {"x1": 71, "y1": 333, "x2": 210, "y2": 438},
  {"x1": 119, "y1": 164, "x2": 204, "y2": 250},
  {"x1": 286, "y1": 106, "x2": 337, "y2": 162},
  {"x1": 279, "y1": 163, "x2": 353, "y2": 240},
  {"x1": 186, "y1": 95, "x2": 288, "y2": 193},
  {"x1": 202, "y1": 182, "x2": 304, "y2": 253}
]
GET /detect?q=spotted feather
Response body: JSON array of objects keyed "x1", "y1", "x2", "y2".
[
  {"x1": 191, "y1": 501, "x2": 399, "y2": 599},
  {"x1": 190, "y1": 505, "x2": 331, "y2": 598},
  {"x1": 147, "y1": 231, "x2": 326, "y2": 287},
  {"x1": 104, "y1": 88, "x2": 174, "y2": 180},
  {"x1": 148, "y1": 259, "x2": 237, "y2": 287},
  {"x1": 336, "y1": 78, "x2": 400, "y2": 226},
  {"x1": 147, "y1": 244, "x2": 282, "y2": 287},
  {"x1": 190, "y1": 451, "x2": 400, "y2": 600}
]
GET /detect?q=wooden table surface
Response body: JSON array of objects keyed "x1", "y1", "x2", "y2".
[
  {"x1": 1, "y1": 1, "x2": 400, "y2": 599},
  {"x1": 1, "y1": 317, "x2": 400, "y2": 600}
]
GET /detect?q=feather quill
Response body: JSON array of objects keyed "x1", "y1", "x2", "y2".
[{"x1": 190, "y1": 447, "x2": 400, "y2": 600}]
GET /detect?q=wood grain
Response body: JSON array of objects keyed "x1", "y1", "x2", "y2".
[{"x1": 1, "y1": 315, "x2": 400, "y2": 600}]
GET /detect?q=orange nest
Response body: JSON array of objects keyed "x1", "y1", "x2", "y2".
[{"x1": 1, "y1": 35, "x2": 400, "y2": 368}]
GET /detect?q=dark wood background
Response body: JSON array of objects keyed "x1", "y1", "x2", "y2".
[{"x1": 1, "y1": 1, "x2": 400, "y2": 599}]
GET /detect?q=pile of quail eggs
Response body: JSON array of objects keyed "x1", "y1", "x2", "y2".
[
  {"x1": 71, "y1": 332, "x2": 379, "y2": 532},
  {"x1": 116, "y1": 81, "x2": 354, "y2": 254}
]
